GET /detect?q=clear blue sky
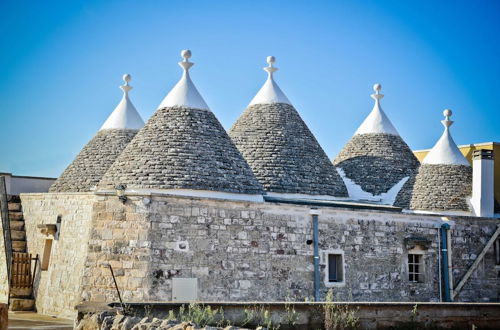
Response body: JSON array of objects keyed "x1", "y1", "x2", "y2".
[{"x1": 1, "y1": 0, "x2": 499, "y2": 177}]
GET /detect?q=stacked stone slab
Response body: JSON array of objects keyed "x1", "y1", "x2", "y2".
[
  {"x1": 98, "y1": 51, "x2": 263, "y2": 196},
  {"x1": 410, "y1": 110, "x2": 472, "y2": 212},
  {"x1": 50, "y1": 74, "x2": 144, "y2": 192},
  {"x1": 229, "y1": 57, "x2": 347, "y2": 198},
  {"x1": 333, "y1": 84, "x2": 419, "y2": 207}
]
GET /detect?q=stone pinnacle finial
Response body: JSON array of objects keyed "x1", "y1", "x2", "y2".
[
  {"x1": 120, "y1": 74, "x2": 133, "y2": 93},
  {"x1": 442, "y1": 109, "x2": 454, "y2": 128},
  {"x1": 371, "y1": 83, "x2": 384, "y2": 100},
  {"x1": 179, "y1": 49, "x2": 194, "y2": 72},
  {"x1": 264, "y1": 55, "x2": 278, "y2": 77}
]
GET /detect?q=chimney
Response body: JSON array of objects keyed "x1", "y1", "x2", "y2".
[{"x1": 471, "y1": 149, "x2": 494, "y2": 217}]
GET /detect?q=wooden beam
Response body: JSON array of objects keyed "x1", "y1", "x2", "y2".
[{"x1": 452, "y1": 224, "x2": 500, "y2": 300}]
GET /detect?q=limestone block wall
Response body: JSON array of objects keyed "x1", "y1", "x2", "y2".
[
  {"x1": 81, "y1": 194, "x2": 446, "y2": 304},
  {"x1": 0, "y1": 209, "x2": 8, "y2": 303},
  {"x1": 450, "y1": 217, "x2": 500, "y2": 302},
  {"x1": 21, "y1": 193, "x2": 95, "y2": 318}
]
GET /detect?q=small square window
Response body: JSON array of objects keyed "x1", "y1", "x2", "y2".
[
  {"x1": 408, "y1": 254, "x2": 423, "y2": 282},
  {"x1": 328, "y1": 254, "x2": 343, "y2": 282}
]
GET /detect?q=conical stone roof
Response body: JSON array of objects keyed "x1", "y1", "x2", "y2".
[
  {"x1": 333, "y1": 84, "x2": 419, "y2": 207},
  {"x1": 410, "y1": 110, "x2": 472, "y2": 212},
  {"x1": 98, "y1": 50, "x2": 263, "y2": 199},
  {"x1": 229, "y1": 56, "x2": 347, "y2": 198},
  {"x1": 49, "y1": 75, "x2": 144, "y2": 192}
]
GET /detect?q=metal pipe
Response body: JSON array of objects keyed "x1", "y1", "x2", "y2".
[
  {"x1": 440, "y1": 223, "x2": 451, "y2": 302},
  {"x1": 311, "y1": 209, "x2": 320, "y2": 301},
  {"x1": 101, "y1": 263, "x2": 126, "y2": 313}
]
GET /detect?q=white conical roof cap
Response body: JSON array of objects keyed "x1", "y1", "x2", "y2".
[
  {"x1": 158, "y1": 50, "x2": 210, "y2": 111},
  {"x1": 100, "y1": 74, "x2": 145, "y2": 130},
  {"x1": 249, "y1": 56, "x2": 291, "y2": 106},
  {"x1": 355, "y1": 84, "x2": 399, "y2": 136},
  {"x1": 422, "y1": 109, "x2": 470, "y2": 166}
]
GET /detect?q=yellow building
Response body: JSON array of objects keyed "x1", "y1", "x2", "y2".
[{"x1": 413, "y1": 142, "x2": 499, "y2": 212}]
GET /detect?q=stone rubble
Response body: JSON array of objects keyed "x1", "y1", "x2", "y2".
[{"x1": 75, "y1": 310, "x2": 255, "y2": 330}]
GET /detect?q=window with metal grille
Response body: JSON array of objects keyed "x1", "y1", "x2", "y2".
[
  {"x1": 328, "y1": 254, "x2": 343, "y2": 282},
  {"x1": 408, "y1": 254, "x2": 423, "y2": 282}
]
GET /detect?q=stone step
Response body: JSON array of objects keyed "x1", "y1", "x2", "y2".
[
  {"x1": 9, "y1": 298, "x2": 35, "y2": 311},
  {"x1": 8, "y1": 211, "x2": 23, "y2": 221},
  {"x1": 11, "y1": 230, "x2": 26, "y2": 241},
  {"x1": 8, "y1": 202, "x2": 22, "y2": 212},
  {"x1": 12, "y1": 241, "x2": 26, "y2": 252},
  {"x1": 10, "y1": 286, "x2": 33, "y2": 298},
  {"x1": 9, "y1": 220, "x2": 24, "y2": 231}
]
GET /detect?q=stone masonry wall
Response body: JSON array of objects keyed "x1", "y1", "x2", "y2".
[
  {"x1": 0, "y1": 206, "x2": 8, "y2": 303},
  {"x1": 229, "y1": 103, "x2": 347, "y2": 197},
  {"x1": 49, "y1": 129, "x2": 138, "y2": 192},
  {"x1": 81, "y1": 194, "x2": 445, "y2": 304},
  {"x1": 450, "y1": 217, "x2": 500, "y2": 302},
  {"x1": 21, "y1": 193, "x2": 95, "y2": 318},
  {"x1": 17, "y1": 193, "x2": 500, "y2": 318},
  {"x1": 333, "y1": 133, "x2": 420, "y2": 208},
  {"x1": 410, "y1": 164, "x2": 472, "y2": 211},
  {"x1": 99, "y1": 107, "x2": 263, "y2": 195}
]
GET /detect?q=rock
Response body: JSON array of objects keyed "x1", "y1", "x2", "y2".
[
  {"x1": 111, "y1": 314, "x2": 126, "y2": 330},
  {"x1": 159, "y1": 319, "x2": 178, "y2": 329},
  {"x1": 120, "y1": 316, "x2": 142, "y2": 330},
  {"x1": 102, "y1": 315, "x2": 116, "y2": 330},
  {"x1": 168, "y1": 321, "x2": 194, "y2": 330}
]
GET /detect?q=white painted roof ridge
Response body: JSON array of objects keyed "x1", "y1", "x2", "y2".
[
  {"x1": 355, "y1": 84, "x2": 399, "y2": 136},
  {"x1": 158, "y1": 50, "x2": 210, "y2": 111},
  {"x1": 422, "y1": 109, "x2": 470, "y2": 166},
  {"x1": 100, "y1": 74, "x2": 145, "y2": 130},
  {"x1": 249, "y1": 56, "x2": 291, "y2": 106}
]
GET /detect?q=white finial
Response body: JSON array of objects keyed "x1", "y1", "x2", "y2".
[
  {"x1": 248, "y1": 56, "x2": 291, "y2": 106},
  {"x1": 157, "y1": 49, "x2": 210, "y2": 111},
  {"x1": 120, "y1": 74, "x2": 133, "y2": 93},
  {"x1": 442, "y1": 108, "x2": 454, "y2": 128},
  {"x1": 179, "y1": 49, "x2": 194, "y2": 71},
  {"x1": 100, "y1": 74, "x2": 145, "y2": 130},
  {"x1": 354, "y1": 83, "x2": 399, "y2": 136},
  {"x1": 264, "y1": 55, "x2": 278, "y2": 76},
  {"x1": 371, "y1": 83, "x2": 384, "y2": 100},
  {"x1": 422, "y1": 109, "x2": 469, "y2": 166}
]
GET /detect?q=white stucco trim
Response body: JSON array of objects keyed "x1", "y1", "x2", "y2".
[
  {"x1": 122, "y1": 188, "x2": 264, "y2": 202},
  {"x1": 336, "y1": 168, "x2": 408, "y2": 205},
  {"x1": 265, "y1": 192, "x2": 350, "y2": 201}
]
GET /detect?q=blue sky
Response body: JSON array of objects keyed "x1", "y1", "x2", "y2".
[{"x1": 1, "y1": 0, "x2": 499, "y2": 177}]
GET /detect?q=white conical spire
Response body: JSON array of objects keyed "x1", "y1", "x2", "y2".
[
  {"x1": 354, "y1": 84, "x2": 399, "y2": 136},
  {"x1": 100, "y1": 74, "x2": 145, "y2": 130},
  {"x1": 422, "y1": 109, "x2": 470, "y2": 166},
  {"x1": 248, "y1": 56, "x2": 291, "y2": 106},
  {"x1": 158, "y1": 50, "x2": 210, "y2": 111}
]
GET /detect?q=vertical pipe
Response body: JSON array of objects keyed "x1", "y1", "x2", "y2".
[
  {"x1": 440, "y1": 223, "x2": 451, "y2": 302},
  {"x1": 311, "y1": 209, "x2": 320, "y2": 301}
]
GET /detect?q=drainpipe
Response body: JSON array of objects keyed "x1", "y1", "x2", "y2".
[
  {"x1": 310, "y1": 209, "x2": 321, "y2": 302},
  {"x1": 440, "y1": 223, "x2": 451, "y2": 302}
]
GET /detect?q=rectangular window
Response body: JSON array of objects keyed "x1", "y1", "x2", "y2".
[
  {"x1": 328, "y1": 254, "x2": 343, "y2": 282},
  {"x1": 408, "y1": 254, "x2": 423, "y2": 282}
]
